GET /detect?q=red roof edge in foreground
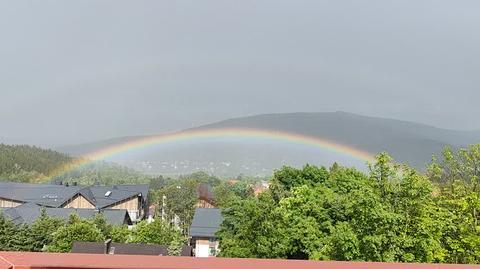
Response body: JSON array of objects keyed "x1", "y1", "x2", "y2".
[{"x1": 0, "y1": 252, "x2": 478, "y2": 269}]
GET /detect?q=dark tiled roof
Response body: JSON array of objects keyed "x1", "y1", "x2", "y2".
[
  {"x1": 88, "y1": 185, "x2": 148, "y2": 209},
  {"x1": 0, "y1": 181, "x2": 149, "y2": 209},
  {"x1": 109, "y1": 243, "x2": 169, "y2": 256},
  {"x1": 71, "y1": 242, "x2": 192, "y2": 256},
  {"x1": 189, "y1": 208, "x2": 223, "y2": 238},
  {"x1": 0, "y1": 207, "x2": 22, "y2": 223},
  {"x1": 70, "y1": 242, "x2": 107, "y2": 254},
  {"x1": 1, "y1": 203, "x2": 131, "y2": 225},
  {"x1": 114, "y1": 184, "x2": 149, "y2": 201},
  {"x1": 0, "y1": 181, "x2": 82, "y2": 207}
]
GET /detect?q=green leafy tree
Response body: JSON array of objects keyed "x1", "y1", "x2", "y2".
[
  {"x1": 29, "y1": 209, "x2": 65, "y2": 251},
  {"x1": 45, "y1": 215, "x2": 105, "y2": 253},
  {"x1": 92, "y1": 213, "x2": 113, "y2": 238},
  {"x1": 167, "y1": 231, "x2": 186, "y2": 256},
  {"x1": 217, "y1": 192, "x2": 288, "y2": 258},
  {"x1": 214, "y1": 181, "x2": 254, "y2": 208},
  {"x1": 270, "y1": 164, "x2": 329, "y2": 201},
  {"x1": 0, "y1": 212, "x2": 16, "y2": 251},
  {"x1": 218, "y1": 156, "x2": 449, "y2": 263},
  {"x1": 427, "y1": 146, "x2": 480, "y2": 263},
  {"x1": 9, "y1": 224, "x2": 34, "y2": 251},
  {"x1": 152, "y1": 179, "x2": 198, "y2": 234},
  {"x1": 129, "y1": 219, "x2": 184, "y2": 246},
  {"x1": 109, "y1": 225, "x2": 130, "y2": 243}
]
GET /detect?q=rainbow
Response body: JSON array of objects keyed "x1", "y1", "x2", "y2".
[{"x1": 43, "y1": 128, "x2": 375, "y2": 181}]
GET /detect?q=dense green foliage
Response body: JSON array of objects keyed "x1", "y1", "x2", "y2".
[
  {"x1": 30, "y1": 209, "x2": 67, "y2": 252},
  {"x1": 0, "y1": 212, "x2": 184, "y2": 254},
  {"x1": 148, "y1": 172, "x2": 257, "y2": 234},
  {"x1": 0, "y1": 143, "x2": 152, "y2": 184},
  {"x1": 217, "y1": 147, "x2": 480, "y2": 264},
  {"x1": 0, "y1": 144, "x2": 72, "y2": 182},
  {"x1": 44, "y1": 214, "x2": 105, "y2": 253},
  {"x1": 53, "y1": 161, "x2": 151, "y2": 185},
  {"x1": 2, "y1": 141, "x2": 480, "y2": 263},
  {"x1": 129, "y1": 220, "x2": 186, "y2": 254}
]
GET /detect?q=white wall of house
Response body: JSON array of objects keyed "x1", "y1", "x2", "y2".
[
  {"x1": 0, "y1": 198, "x2": 22, "y2": 208},
  {"x1": 194, "y1": 238, "x2": 219, "y2": 257}
]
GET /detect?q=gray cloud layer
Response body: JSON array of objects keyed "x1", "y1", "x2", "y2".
[{"x1": 1, "y1": 0, "x2": 479, "y2": 146}]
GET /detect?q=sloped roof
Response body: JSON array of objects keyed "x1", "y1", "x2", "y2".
[
  {"x1": 114, "y1": 184, "x2": 150, "y2": 200},
  {"x1": 0, "y1": 207, "x2": 22, "y2": 223},
  {"x1": 88, "y1": 184, "x2": 148, "y2": 208},
  {"x1": 0, "y1": 181, "x2": 82, "y2": 207},
  {"x1": 1, "y1": 203, "x2": 131, "y2": 225},
  {"x1": 102, "y1": 209, "x2": 132, "y2": 225},
  {"x1": 0, "y1": 181, "x2": 149, "y2": 209},
  {"x1": 189, "y1": 208, "x2": 223, "y2": 238}
]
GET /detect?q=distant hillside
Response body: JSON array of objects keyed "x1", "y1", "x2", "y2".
[
  {"x1": 0, "y1": 144, "x2": 149, "y2": 184},
  {"x1": 194, "y1": 112, "x2": 480, "y2": 167},
  {"x1": 52, "y1": 161, "x2": 151, "y2": 186},
  {"x1": 0, "y1": 144, "x2": 73, "y2": 182},
  {"x1": 57, "y1": 112, "x2": 480, "y2": 175}
]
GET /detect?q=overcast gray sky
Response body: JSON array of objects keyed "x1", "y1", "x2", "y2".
[{"x1": 1, "y1": 0, "x2": 479, "y2": 147}]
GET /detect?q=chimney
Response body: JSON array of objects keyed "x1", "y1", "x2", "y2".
[
  {"x1": 73, "y1": 182, "x2": 77, "y2": 186},
  {"x1": 65, "y1": 183, "x2": 69, "y2": 187},
  {"x1": 104, "y1": 239, "x2": 112, "y2": 254}
]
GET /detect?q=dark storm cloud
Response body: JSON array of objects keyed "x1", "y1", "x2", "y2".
[{"x1": 1, "y1": 0, "x2": 479, "y2": 146}]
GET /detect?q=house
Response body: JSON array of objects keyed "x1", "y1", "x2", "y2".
[
  {"x1": 189, "y1": 208, "x2": 223, "y2": 257},
  {"x1": 0, "y1": 181, "x2": 149, "y2": 222},
  {"x1": 85, "y1": 184, "x2": 149, "y2": 221},
  {"x1": 0, "y1": 202, "x2": 132, "y2": 225},
  {"x1": 253, "y1": 181, "x2": 270, "y2": 196},
  {"x1": 72, "y1": 241, "x2": 192, "y2": 256},
  {"x1": 195, "y1": 183, "x2": 216, "y2": 208}
]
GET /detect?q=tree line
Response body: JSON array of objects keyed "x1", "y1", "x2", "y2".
[
  {"x1": 0, "y1": 144, "x2": 153, "y2": 184},
  {"x1": 0, "y1": 210, "x2": 185, "y2": 254},
  {"x1": 2, "y1": 142, "x2": 479, "y2": 263},
  {"x1": 0, "y1": 144, "x2": 72, "y2": 182},
  {"x1": 216, "y1": 146, "x2": 480, "y2": 264}
]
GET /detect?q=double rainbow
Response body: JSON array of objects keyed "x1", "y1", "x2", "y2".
[{"x1": 43, "y1": 128, "x2": 374, "y2": 181}]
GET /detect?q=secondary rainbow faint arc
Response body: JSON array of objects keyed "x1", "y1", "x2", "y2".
[{"x1": 44, "y1": 128, "x2": 375, "y2": 181}]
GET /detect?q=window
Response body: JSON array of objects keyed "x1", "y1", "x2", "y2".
[{"x1": 209, "y1": 247, "x2": 216, "y2": 257}]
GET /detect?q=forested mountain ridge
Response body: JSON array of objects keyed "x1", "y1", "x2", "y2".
[
  {"x1": 0, "y1": 144, "x2": 73, "y2": 182},
  {"x1": 0, "y1": 144, "x2": 150, "y2": 184},
  {"x1": 57, "y1": 112, "x2": 480, "y2": 173},
  {"x1": 196, "y1": 112, "x2": 480, "y2": 163}
]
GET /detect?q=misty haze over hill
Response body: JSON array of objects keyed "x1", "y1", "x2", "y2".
[
  {"x1": 57, "y1": 112, "x2": 480, "y2": 177},
  {"x1": 1, "y1": 1, "x2": 480, "y2": 147}
]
